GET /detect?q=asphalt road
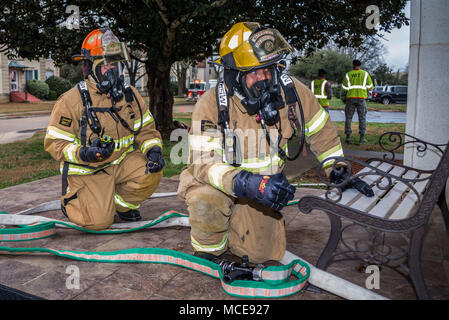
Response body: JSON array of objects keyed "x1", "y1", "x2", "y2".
[
  {"x1": 328, "y1": 109, "x2": 406, "y2": 123},
  {"x1": 0, "y1": 108, "x2": 406, "y2": 144},
  {"x1": 0, "y1": 115, "x2": 50, "y2": 144}
]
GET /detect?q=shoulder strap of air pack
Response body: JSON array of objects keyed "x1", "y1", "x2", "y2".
[
  {"x1": 215, "y1": 80, "x2": 242, "y2": 166},
  {"x1": 77, "y1": 81, "x2": 92, "y2": 108},
  {"x1": 76, "y1": 81, "x2": 91, "y2": 146},
  {"x1": 279, "y1": 73, "x2": 298, "y2": 106},
  {"x1": 215, "y1": 80, "x2": 230, "y2": 131}
]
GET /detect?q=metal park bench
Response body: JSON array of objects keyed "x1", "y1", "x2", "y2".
[{"x1": 298, "y1": 132, "x2": 449, "y2": 299}]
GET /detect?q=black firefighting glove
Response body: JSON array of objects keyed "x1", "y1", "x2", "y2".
[
  {"x1": 330, "y1": 166, "x2": 374, "y2": 197},
  {"x1": 79, "y1": 136, "x2": 115, "y2": 162},
  {"x1": 145, "y1": 146, "x2": 165, "y2": 174},
  {"x1": 232, "y1": 171, "x2": 296, "y2": 211}
]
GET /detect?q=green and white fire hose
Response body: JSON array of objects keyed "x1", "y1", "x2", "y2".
[{"x1": 0, "y1": 193, "x2": 387, "y2": 300}]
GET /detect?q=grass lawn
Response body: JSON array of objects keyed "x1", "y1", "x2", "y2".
[
  {"x1": 0, "y1": 101, "x2": 55, "y2": 116},
  {"x1": 334, "y1": 121, "x2": 406, "y2": 153},
  {"x1": 0, "y1": 130, "x2": 59, "y2": 189}
]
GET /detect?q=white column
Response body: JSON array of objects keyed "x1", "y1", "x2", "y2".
[{"x1": 405, "y1": 0, "x2": 449, "y2": 170}]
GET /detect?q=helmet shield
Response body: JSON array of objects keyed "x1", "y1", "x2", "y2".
[
  {"x1": 102, "y1": 41, "x2": 130, "y2": 65},
  {"x1": 248, "y1": 28, "x2": 292, "y2": 64},
  {"x1": 216, "y1": 22, "x2": 293, "y2": 71},
  {"x1": 98, "y1": 30, "x2": 130, "y2": 65}
]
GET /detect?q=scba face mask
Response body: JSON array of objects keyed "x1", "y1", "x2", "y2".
[
  {"x1": 95, "y1": 62, "x2": 125, "y2": 102},
  {"x1": 240, "y1": 67, "x2": 285, "y2": 126}
]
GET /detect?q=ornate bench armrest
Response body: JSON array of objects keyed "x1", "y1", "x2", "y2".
[{"x1": 379, "y1": 131, "x2": 447, "y2": 162}]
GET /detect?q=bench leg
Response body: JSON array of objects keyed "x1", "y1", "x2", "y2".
[
  {"x1": 409, "y1": 225, "x2": 431, "y2": 300},
  {"x1": 437, "y1": 187, "x2": 449, "y2": 233},
  {"x1": 316, "y1": 213, "x2": 342, "y2": 270}
]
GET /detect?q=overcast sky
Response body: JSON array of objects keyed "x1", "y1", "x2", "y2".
[{"x1": 379, "y1": 1, "x2": 410, "y2": 71}]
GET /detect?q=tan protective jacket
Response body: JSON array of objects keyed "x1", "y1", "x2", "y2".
[
  {"x1": 44, "y1": 80, "x2": 162, "y2": 175},
  {"x1": 180, "y1": 76, "x2": 343, "y2": 196}
]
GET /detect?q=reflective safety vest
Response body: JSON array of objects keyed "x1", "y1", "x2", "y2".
[
  {"x1": 342, "y1": 69, "x2": 373, "y2": 99},
  {"x1": 310, "y1": 79, "x2": 329, "y2": 107}
]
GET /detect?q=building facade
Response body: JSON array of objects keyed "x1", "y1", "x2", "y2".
[{"x1": 0, "y1": 53, "x2": 60, "y2": 103}]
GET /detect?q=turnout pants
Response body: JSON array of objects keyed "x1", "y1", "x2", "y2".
[
  {"x1": 178, "y1": 171, "x2": 286, "y2": 264},
  {"x1": 345, "y1": 98, "x2": 367, "y2": 135},
  {"x1": 61, "y1": 150, "x2": 162, "y2": 230}
]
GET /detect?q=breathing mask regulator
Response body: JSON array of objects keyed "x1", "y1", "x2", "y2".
[
  {"x1": 240, "y1": 65, "x2": 284, "y2": 126},
  {"x1": 90, "y1": 59, "x2": 144, "y2": 138},
  {"x1": 95, "y1": 62, "x2": 126, "y2": 103},
  {"x1": 236, "y1": 61, "x2": 306, "y2": 162}
]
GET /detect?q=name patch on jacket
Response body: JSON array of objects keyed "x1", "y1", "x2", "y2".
[
  {"x1": 201, "y1": 120, "x2": 217, "y2": 132},
  {"x1": 59, "y1": 116, "x2": 72, "y2": 127}
]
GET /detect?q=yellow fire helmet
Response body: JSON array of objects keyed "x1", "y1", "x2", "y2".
[{"x1": 215, "y1": 22, "x2": 294, "y2": 71}]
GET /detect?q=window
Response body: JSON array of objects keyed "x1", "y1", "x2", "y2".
[
  {"x1": 34, "y1": 70, "x2": 38, "y2": 80},
  {"x1": 396, "y1": 87, "x2": 407, "y2": 93},
  {"x1": 25, "y1": 70, "x2": 34, "y2": 82}
]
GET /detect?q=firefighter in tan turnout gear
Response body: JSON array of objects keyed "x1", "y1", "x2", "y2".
[
  {"x1": 44, "y1": 28, "x2": 164, "y2": 230},
  {"x1": 178, "y1": 22, "x2": 372, "y2": 264}
]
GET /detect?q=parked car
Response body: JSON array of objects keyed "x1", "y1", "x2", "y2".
[{"x1": 372, "y1": 85, "x2": 408, "y2": 105}]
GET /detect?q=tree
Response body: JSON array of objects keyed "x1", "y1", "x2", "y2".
[
  {"x1": 331, "y1": 35, "x2": 387, "y2": 72},
  {"x1": 1, "y1": 0, "x2": 408, "y2": 138},
  {"x1": 171, "y1": 60, "x2": 190, "y2": 96},
  {"x1": 123, "y1": 49, "x2": 147, "y2": 88},
  {"x1": 289, "y1": 49, "x2": 353, "y2": 84},
  {"x1": 398, "y1": 72, "x2": 408, "y2": 85},
  {"x1": 372, "y1": 63, "x2": 395, "y2": 85},
  {"x1": 59, "y1": 64, "x2": 84, "y2": 85}
]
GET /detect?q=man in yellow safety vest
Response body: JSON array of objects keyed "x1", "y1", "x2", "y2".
[
  {"x1": 310, "y1": 69, "x2": 332, "y2": 113},
  {"x1": 342, "y1": 59, "x2": 373, "y2": 144}
]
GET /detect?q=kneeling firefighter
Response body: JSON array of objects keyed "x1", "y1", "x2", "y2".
[
  {"x1": 178, "y1": 22, "x2": 372, "y2": 264},
  {"x1": 44, "y1": 28, "x2": 165, "y2": 230}
]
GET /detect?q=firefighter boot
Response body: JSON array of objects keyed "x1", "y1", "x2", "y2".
[{"x1": 117, "y1": 209, "x2": 142, "y2": 221}]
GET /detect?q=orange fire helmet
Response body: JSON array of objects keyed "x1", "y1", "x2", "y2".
[{"x1": 72, "y1": 28, "x2": 130, "y2": 64}]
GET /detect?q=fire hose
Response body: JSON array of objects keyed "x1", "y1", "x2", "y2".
[{"x1": 0, "y1": 195, "x2": 387, "y2": 300}]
